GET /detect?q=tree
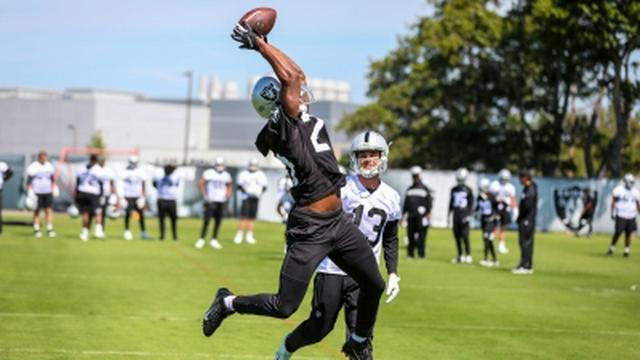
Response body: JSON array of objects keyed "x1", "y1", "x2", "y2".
[{"x1": 88, "y1": 131, "x2": 107, "y2": 150}]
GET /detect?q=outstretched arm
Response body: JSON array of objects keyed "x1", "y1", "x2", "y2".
[
  {"x1": 231, "y1": 23, "x2": 304, "y2": 119},
  {"x1": 255, "y1": 37, "x2": 305, "y2": 118}
]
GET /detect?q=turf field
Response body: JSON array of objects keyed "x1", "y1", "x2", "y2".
[{"x1": 0, "y1": 213, "x2": 638, "y2": 359}]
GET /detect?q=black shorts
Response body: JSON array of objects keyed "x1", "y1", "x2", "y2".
[
  {"x1": 36, "y1": 193, "x2": 53, "y2": 210},
  {"x1": 125, "y1": 197, "x2": 142, "y2": 211},
  {"x1": 497, "y1": 209, "x2": 511, "y2": 226},
  {"x1": 76, "y1": 192, "x2": 101, "y2": 214},
  {"x1": 481, "y1": 216, "x2": 496, "y2": 236},
  {"x1": 204, "y1": 201, "x2": 225, "y2": 218},
  {"x1": 615, "y1": 218, "x2": 638, "y2": 235},
  {"x1": 240, "y1": 197, "x2": 259, "y2": 219}
]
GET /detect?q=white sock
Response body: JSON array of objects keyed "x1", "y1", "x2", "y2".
[
  {"x1": 236, "y1": 230, "x2": 243, "y2": 237},
  {"x1": 224, "y1": 295, "x2": 236, "y2": 311},
  {"x1": 95, "y1": 224, "x2": 103, "y2": 232},
  {"x1": 82, "y1": 227, "x2": 89, "y2": 233},
  {"x1": 247, "y1": 231, "x2": 253, "y2": 238},
  {"x1": 47, "y1": 224, "x2": 54, "y2": 231},
  {"x1": 34, "y1": 224, "x2": 40, "y2": 231},
  {"x1": 351, "y1": 334, "x2": 367, "y2": 343},
  {"x1": 624, "y1": 247, "x2": 630, "y2": 253},
  {"x1": 609, "y1": 245, "x2": 615, "y2": 251}
]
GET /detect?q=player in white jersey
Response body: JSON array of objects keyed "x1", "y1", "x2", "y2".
[
  {"x1": 0, "y1": 161, "x2": 14, "y2": 236},
  {"x1": 76, "y1": 155, "x2": 105, "y2": 241},
  {"x1": 276, "y1": 174, "x2": 294, "y2": 224},
  {"x1": 120, "y1": 156, "x2": 149, "y2": 240},
  {"x1": 154, "y1": 164, "x2": 180, "y2": 241},
  {"x1": 196, "y1": 158, "x2": 232, "y2": 249},
  {"x1": 274, "y1": 131, "x2": 400, "y2": 359},
  {"x1": 97, "y1": 156, "x2": 118, "y2": 230},
  {"x1": 607, "y1": 174, "x2": 640, "y2": 257},
  {"x1": 233, "y1": 158, "x2": 268, "y2": 244},
  {"x1": 491, "y1": 169, "x2": 518, "y2": 254},
  {"x1": 26, "y1": 151, "x2": 57, "y2": 238}
]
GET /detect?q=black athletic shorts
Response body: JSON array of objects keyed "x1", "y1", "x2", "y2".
[
  {"x1": 497, "y1": 208, "x2": 511, "y2": 226},
  {"x1": 36, "y1": 193, "x2": 53, "y2": 210},
  {"x1": 615, "y1": 217, "x2": 638, "y2": 235},
  {"x1": 76, "y1": 192, "x2": 101, "y2": 214},
  {"x1": 240, "y1": 197, "x2": 259, "y2": 219},
  {"x1": 125, "y1": 197, "x2": 142, "y2": 211},
  {"x1": 204, "y1": 201, "x2": 225, "y2": 218},
  {"x1": 481, "y1": 216, "x2": 496, "y2": 237}
]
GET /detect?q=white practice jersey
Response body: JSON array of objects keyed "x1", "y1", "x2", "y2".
[
  {"x1": 76, "y1": 164, "x2": 104, "y2": 195},
  {"x1": 491, "y1": 180, "x2": 516, "y2": 210},
  {"x1": 203, "y1": 169, "x2": 232, "y2": 203},
  {"x1": 237, "y1": 170, "x2": 268, "y2": 200},
  {"x1": 121, "y1": 167, "x2": 146, "y2": 198},
  {"x1": 612, "y1": 185, "x2": 640, "y2": 219},
  {"x1": 317, "y1": 175, "x2": 401, "y2": 276},
  {"x1": 27, "y1": 161, "x2": 55, "y2": 194},
  {"x1": 156, "y1": 173, "x2": 180, "y2": 200},
  {"x1": 0, "y1": 161, "x2": 8, "y2": 190},
  {"x1": 98, "y1": 166, "x2": 115, "y2": 196}
]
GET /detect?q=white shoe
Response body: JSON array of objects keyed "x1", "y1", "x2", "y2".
[
  {"x1": 47, "y1": 230, "x2": 56, "y2": 238},
  {"x1": 34, "y1": 231, "x2": 43, "y2": 238},
  {"x1": 233, "y1": 232, "x2": 243, "y2": 244},
  {"x1": 512, "y1": 267, "x2": 534, "y2": 275},
  {"x1": 479, "y1": 259, "x2": 490, "y2": 267},
  {"x1": 246, "y1": 235, "x2": 256, "y2": 245},
  {"x1": 498, "y1": 242, "x2": 509, "y2": 254},
  {"x1": 79, "y1": 230, "x2": 89, "y2": 242},
  {"x1": 451, "y1": 256, "x2": 462, "y2": 264},
  {"x1": 195, "y1": 238, "x2": 205, "y2": 249},
  {"x1": 492, "y1": 260, "x2": 500, "y2": 267},
  {"x1": 124, "y1": 230, "x2": 133, "y2": 241},
  {"x1": 210, "y1": 239, "x2": 222, "y2": 249},
  {"x1": 464, "y1": 255, "x2": 473, "y2": 264},
  {"x1": 94, "y1": 226, "x2": 105, "y2": 239}
]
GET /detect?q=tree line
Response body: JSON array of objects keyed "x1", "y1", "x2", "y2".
[{"x1": 338, "y1": 0, "x2": 639, "y2": 178}]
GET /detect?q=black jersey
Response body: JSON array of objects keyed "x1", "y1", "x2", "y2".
[
  {"x1": 255, "y1": 107, "x2": 345, "y2": 206},
  {"x1": 449, "y1": 184, "x2": 474, "y2": 219},
  {"x1": 476, "y1": 192, "x2": 497, "y2": 220},
  {"x1": 517, "y1": 181, "x2": 538, "y2": 224},
  {"x1": 402, "y1": 182, "x2": 433, "y2": 219}
]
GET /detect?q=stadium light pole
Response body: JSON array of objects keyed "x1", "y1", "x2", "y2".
[
  {"x1": 183, "y1": 71, "x2": 193, "y2": 165},
  {"x1": 67, "y1": 123, "x2": 77, "y2": 149}
]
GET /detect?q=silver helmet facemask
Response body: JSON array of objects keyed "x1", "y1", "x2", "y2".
[{"x1": 349, "y1": 131, "x2": 389, "y2": 178}]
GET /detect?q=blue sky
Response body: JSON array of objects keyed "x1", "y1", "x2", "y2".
[{"x1": 0, "y1": 0, "x2": 432, "y2": 103}]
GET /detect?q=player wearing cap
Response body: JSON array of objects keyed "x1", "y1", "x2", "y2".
[
  {"x1": 401, "y1": 165, "x2": 433, "y2": 259},
  {"x1": 606, "y1": 174, "x2": 640, "y2": 257},
  {"x1": 26, "y1": 151, "x2": 57, "y2": 238},
  {"x1": 491, "y1": 169, "x2": 517, "y2": 254},
  {"x1": 76, "y1": 154, "x2": 105, "y2": 241},
  {"x1": 196, "y1": 158, "x2": 232, "y2": 249},
  {"x1": 233, "y1": 158, "x2": 268, "y2": 245},
  {"x1": 121, "y1": 156, "x2": 149, "y2": 240},
  {"x1": 154, "y1": 164, "x2": 180, "y2": 241}
]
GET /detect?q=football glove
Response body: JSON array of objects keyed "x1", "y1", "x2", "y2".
[
  {"x1": 135, "y1": 197, "x2": 146, "y2": 210},
  {"x1": 385, "y1": 273, "x2": 400, "y2": 304},
  {"x1": 511, "y1": 207, "x2": 519, "y2": 222},
  {"x1": 52, "y1": 184, "x2": 60, "y2": 198},
  {"x1": 230, "y1": 21, "x2": 264, "y2": 51}
]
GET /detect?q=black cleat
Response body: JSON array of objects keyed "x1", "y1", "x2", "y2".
[
  {"x1": 606, "y1": 249, "x2": 613, "y2": 256},
  {"x1": 624, "y1": 252, "x2": 629, "y2": 258},
  {"x1": 202, "y1": 288, "x2": 234, "y2": 337},
  {"x1": 341, "y1": 338, "x2": 373, "y2": 360}
]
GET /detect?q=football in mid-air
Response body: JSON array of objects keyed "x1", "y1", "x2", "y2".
[{"x1": 238, "y1": 7, "x2": 277, "y2": 36}]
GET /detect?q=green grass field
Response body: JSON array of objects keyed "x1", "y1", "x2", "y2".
[{"x1": 0, "y1": 213, "x2": 638, "y2": 359}]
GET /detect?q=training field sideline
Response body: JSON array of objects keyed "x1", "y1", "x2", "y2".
[{"x1": 0, "y1": 214, "x2": 638, "y2": 359}]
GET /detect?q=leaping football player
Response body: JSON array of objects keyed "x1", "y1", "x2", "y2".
[{"x1": 201, "y1": 18, "x2": 385, "y2": 360}]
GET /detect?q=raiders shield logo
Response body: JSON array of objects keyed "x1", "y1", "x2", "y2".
[{"x1": 553, "y1": 186, "x2": 598, "y2": 231}]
